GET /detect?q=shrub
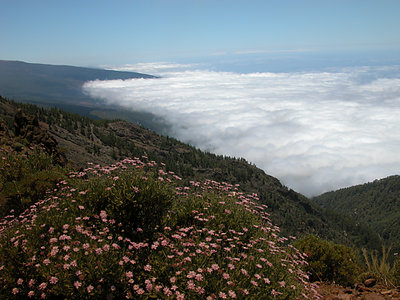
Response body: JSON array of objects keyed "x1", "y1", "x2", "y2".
[
  {"x1": 0, "y1": 143, "x2": 66, "y2": 216},
  {"x1": 69, "y1": 159, "x2": 174, "y2": 242},
  {"x1": 0, "y1": 157, "x2": 319, "y2": 299},
  {"x1": 294, "y1": 234, "x2": 361, "y2": 285}
]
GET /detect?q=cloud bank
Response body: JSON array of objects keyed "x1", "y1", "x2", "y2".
[{"x1": 83, "y1": 65, "x2": 400, "y2": 197}]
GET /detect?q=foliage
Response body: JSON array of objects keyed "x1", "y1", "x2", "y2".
[
  {"x1": 70, "y1": 158, "x2": 174, "y2": 242},
  {"x1": 0, "y1": 157, "x2": 319, "y2": 299},
  {"x1": 0, "y1": 143, "x2": 66, "y2": 217},
  {"x1": 361, "y1": 245, "x2": 396, "y2": 286},
  {"x1": 294, "y1": 234, "x2": 361, "y2": 286},
  {"x1": 313, "y1": 176, "x2": 400, "y2": 253}
]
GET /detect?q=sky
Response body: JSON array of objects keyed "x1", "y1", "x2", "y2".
[
  {"x1": 1, "y1": 0, "x2": 400, "y2": 66},
  {"x1": 2, "y1": 1, "x2": 400, "y2": 196}
]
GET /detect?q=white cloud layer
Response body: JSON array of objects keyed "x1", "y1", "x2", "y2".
[
  {"x1": 103, "y1": 62, "x2": 204, "y2": 76},
  {"x1": 83, "y1": 65, "x2": 400, "y2": 197}
]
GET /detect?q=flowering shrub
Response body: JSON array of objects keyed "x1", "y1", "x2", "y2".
[{"x1": 0, "y1": 156, "x2": 319, "y2": 299}]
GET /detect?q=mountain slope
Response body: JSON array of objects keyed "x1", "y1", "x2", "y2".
[
  {"x1": 0, "y1": 60, "x2": 154, "y2": 104},
  {"x1": 0, "y1": 96, "x2": 381, "y2": 250},
  {"x1": 0, "y1": 60, "x2": 169, "y2": 132},
  {"x1": 313, "y1": 176, "x2": 400, "y2": 252}
]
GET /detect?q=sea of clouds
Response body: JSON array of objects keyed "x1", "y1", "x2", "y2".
[{"x1": 83, "y1": 63, "x2": 400, "y2": 197}]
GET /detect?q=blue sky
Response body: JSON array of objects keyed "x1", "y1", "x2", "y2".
[{"x1": 1, "y1": 0, "x2": 400, "y2": 67}]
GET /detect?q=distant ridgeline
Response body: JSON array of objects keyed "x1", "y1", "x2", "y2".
[
  {"x1": 0, "y1": 60, "x2": 169, "y2": 133},
  {"x1": 0, "y1": 95, "x2": 386, "y2": 252}
]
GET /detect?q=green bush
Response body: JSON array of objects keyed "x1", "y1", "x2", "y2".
[
  {"x1": 294, "y1": 234, "x2": 361, "y2": 285},
  {"x1": 0, "y1": 144, "x2": 66, "y2": 216},
  {"x1": 70, "y1": 163, "x2": 174, "y2": 242}
]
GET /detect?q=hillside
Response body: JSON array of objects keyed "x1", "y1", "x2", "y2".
[
  {"x1": 0, "y1": 60, "x2": 168, "y2": 132},
  {"x1": 0, "y1": 140, "x2": 322, "y2": 298},
  {"x1": 0, "y1": 96, "x2": 381, "y2": 251},
  {"x1": 313, "y1": 176, "x2": 400, "y2": 253}
]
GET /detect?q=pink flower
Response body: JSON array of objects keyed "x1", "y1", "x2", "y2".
[
  {"x1": 218, "y1": 291, "x2": 227, "y2": 299},
  {"x1": 28, "y1": 291, "x2": 35, "y2": 297},
  {"x1": 279, "y1": 280, "x2": 286, "y2": 288},
  {"x1": 187, "y1": 280, "x2": 195, "y2": 290},
  {"x1": 17, "y1": 278, "x2": 23, "y2": 285},
  {"x1": 144, "y1": 264, "x2": 152, "y2": 271},
  {"x1": 49, "y1": 277, "x2": 58, "y2": 284},
  {"x1": 228, "y1": 290, "x2": 236, "y2": 298},
  {"x1": 223, "y1": 273, "x2": 230, "y2": 279},
  {"x1": 28, "y1": 279, "x2": 36, "y2": 287},
  {"x1": 74, "y1": 281, "x2": 82, "y2": 289},
  {"x1": 12, "y1": 288, "x2": 19, "y2": 294},
  {"x1": 87, "y1": 285, "x2": 94, "y2": 293},
  {"x1": 126, "y1": 271, "x2": 133, "y2": 278},
  {"x1": 38, "y1": 282, "x2": 47, "y2": 290},
  {"x1": 211, "y1": 263, "x2": 219, "y2": 271},
  {"x1": 195, "y1": 274, "x2": 203, "y2": 281},
  {"x1": 163, "y1": 287, "x2": 172, "y2": 296}
]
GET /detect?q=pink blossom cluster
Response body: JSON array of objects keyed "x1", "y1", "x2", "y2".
[{"x1": 0, "y1": 156, "x2": 320, "y2": 299}]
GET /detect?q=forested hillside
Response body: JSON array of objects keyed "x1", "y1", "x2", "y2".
[
  {"x1": 0, "y1": 96, "x2": 381, "y2": 251},
  {"x1": 313, "y1": 176, "x2": 400, "y2": 252}
]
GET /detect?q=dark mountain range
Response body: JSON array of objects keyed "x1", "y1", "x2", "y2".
[
  {"x1": 0, "y1": 96, "x2": 382, "y2": 251},
  {"x1": 313, "y1": 176, "x2": 400, "y2": 252},
  {"x1": 0, "y1": 60, "x2": 168, "y2": 132}
]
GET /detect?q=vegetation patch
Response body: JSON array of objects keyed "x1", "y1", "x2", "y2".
[{"x1": 0, "y1": 157, "x2": 319, "y2": 299}]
